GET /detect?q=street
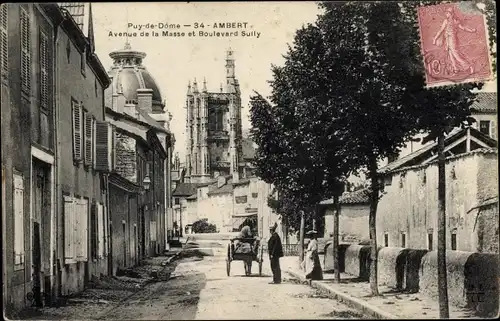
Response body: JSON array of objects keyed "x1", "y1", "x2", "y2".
[{"x1": 17, "y1": 238, "x2": 365, "y2": 320}]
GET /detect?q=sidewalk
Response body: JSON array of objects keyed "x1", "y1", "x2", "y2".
[{"x1": 281, "y1": 256, "x2": 481, "y2": 319}]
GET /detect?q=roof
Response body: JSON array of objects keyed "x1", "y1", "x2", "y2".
[
  {"x1": 319, "y1": 187, "x2": 371, "y2": 206},
  {"x1": 233, "y1": 178, "x2": 250, "y2": 187},
  {"x1": 172, "y1": 183, "x2": 199, "y2": 197},
  {"x1": 207, "y1": 178, "x2": 234, "y2": 196},
  {"x1": 378, "y1": 126, "x2": 497, "y2": 174},
  {"x1": 58, "y1": 3, "x2": 85, "y2": 31},
  {"x1": 470, "y1": 92, "x2": 497, "y2": 113},
  {"x1": 171, "y1": 170, "x2": 180, "y2": 181}
]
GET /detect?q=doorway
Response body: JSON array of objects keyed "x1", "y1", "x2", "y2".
[{"x1": 31, "y1": 159, "x2": 50, "y2": 307}]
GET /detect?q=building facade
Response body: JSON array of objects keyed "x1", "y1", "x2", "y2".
[
  {"x1": 104, "y1": 42, "x2": 173, "y2": 269},
  {"x1": 184, "y1": 49, "x2": 244, "y2": 184},
  {"x1": 1, "y1": 3, "x2": 112, "y2": 313}
]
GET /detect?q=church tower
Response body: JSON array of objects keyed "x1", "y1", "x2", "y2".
[{"x1": 185, "y1": 49, "x2": 243, "y2": 183}]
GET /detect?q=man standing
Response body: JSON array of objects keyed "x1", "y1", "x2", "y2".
[{"x1": 267, "y1": 222, "x2": 283, "y2": 284}]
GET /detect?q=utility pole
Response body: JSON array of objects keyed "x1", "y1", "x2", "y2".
[
  {"x1": 299, "y1": 210, "x2": 305, "y2": 262},
  {"x1": 437, "y1": 132, "x2": 449, "y2": 318}
]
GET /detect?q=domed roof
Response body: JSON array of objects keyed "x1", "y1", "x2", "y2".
[{"x1": 106, "y1": 42, "x2": 164, "y2": 109}]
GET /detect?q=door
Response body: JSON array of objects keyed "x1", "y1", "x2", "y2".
[{"x1": 32, "y1": 161, "x2": 50, "y2": 306}]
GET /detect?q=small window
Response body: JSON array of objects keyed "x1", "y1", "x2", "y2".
[
  {"x1": 384, "y1": 233, "x2": 389, "y2": 247},
  {"x1": 401, "y1": 233, "x2": 406, "y2": 248},
  {"x1": 479, "y1": 120, "x2": 490, "y2": 136},
  {"x1": 428, "y1": 233, "x2": 433, "y2": 251},
  {"x1": 252, "y1": 192, "x2": 258, "y2": 198},
  {"x1": 174, "y1": 198, "x2": 180, "y2": 205},
  {"x1": 451, "y1": 233, "x2": 457, "y2": 251}
]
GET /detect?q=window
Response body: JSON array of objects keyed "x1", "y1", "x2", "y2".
[
  {"x1": 64, "y1": 196, "x2": 89, "y2": 263},
  {"x1": 451, "y1": 233, "x2": 457, "y2": 251},
  {"x1": 384, "y1": 233, "x2": 389, "y2": 247},
  {"x1": 72, "y1": 100, "x2": 82, "y2": 162},
  {"x1": 90, "y1": 202, "x2": 97, "y2": 260},
  {"x1": 83, "y1": 111, "x2": 94, "y2": 167},
  {"x1": 479, "y1": 121, "x2": 490, "y2": 136},
  {"x1": 95, "y1": 121, "x2": 115, "y2": 172},
  {"x1": 235, "y1": 195, "x2": 247, "y2": 204},
  {"x1": 401, "y1": 232, "x2": 406, "y2": 248},
  {"x1": 1, "y1": 3, "x2": 8, "y2": 78},
  {"x1": 174, "y1": 198, "x2": 180, "y2": 205},
  {"x1": 39, "y1": 31, "x2": 49, "y2": 110},
  {"x1": 13, "y1": 173, "x2": 25, "y2": 267},
  {"x1": 427, "y1": 233, "x2": 433, "y2": 251},
  {"x1": 252, "y1": 192, "x2": 258, "y2": 198},
  {"x1": 91, "y1": 203, "x2": 107, "y2": 260},
  {"x1": 20, "y1": 6, "x2": 31, "y2": 93}
]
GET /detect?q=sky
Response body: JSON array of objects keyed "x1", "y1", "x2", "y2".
[
  {"x1": 91, "y1": 2, "x2": 497, "y2": 162},
  {"x1": 92, "y1": 2, "x2": 322, "y2": 161}
]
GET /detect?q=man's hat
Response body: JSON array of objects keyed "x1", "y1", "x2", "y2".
[
  {"x1": 306, "y1": 230, "x2": 318, "y2": 235},
  {"x1": 269, "y1": 222, "x2": 278, "y2": 231}
]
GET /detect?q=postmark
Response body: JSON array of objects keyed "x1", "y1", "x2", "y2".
[{"x1": 417, "y1": 2, "x2": 493, "y2": 87}]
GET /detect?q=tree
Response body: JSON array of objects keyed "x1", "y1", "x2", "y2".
[{"x1": 192, "y1": 219, "x2": 217, "y2": 234}]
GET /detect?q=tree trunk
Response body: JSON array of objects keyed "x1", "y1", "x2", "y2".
[
  {"x1": 299, "y1": 210, "x2": 305, "y2": 262},
  {"x1": 437, "y1": 133, "x2": 450, "y2": 318},
  {"x1": 368, "y1": 157, "x2": 380, "y2": 296},
  {"x1": 333, "y1": 195, "x2": 341, "y2": 283}
]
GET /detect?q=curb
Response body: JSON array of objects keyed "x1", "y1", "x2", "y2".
[{"x1": 286, "y1": 269, "x2": 397, "y2": 320}]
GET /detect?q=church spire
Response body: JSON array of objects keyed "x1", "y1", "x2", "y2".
[
  {"x1": 187, "y1": 80, "x2": 192, "y2": 95},
  {"x1": 202, "y1": 77, "x2": 207, "y2": 92},
  {"x1": 193, "y1": 78, "x2": 199, "y2": 93},
  {"x1": 87, "y1": 3, "x2": 95, "y2": 53}
]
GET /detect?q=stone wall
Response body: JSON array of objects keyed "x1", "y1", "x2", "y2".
[
  {"x1": 377, "y1": 152, "x2": 497, "y2": 252},
  {"x1": 115, "y1": 132, "x2": 137, "y2": 183},
  {"x1": 476, "y1": 203, "x2": 499, "y2": 253},
  {"x1": 324, "y1": 204, "x2": 369, "y2": 244}
]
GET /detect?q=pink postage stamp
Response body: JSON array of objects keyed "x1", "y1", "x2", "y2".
[{"x1": 417, "y1": 2, "x2": 493, "y2": 87}]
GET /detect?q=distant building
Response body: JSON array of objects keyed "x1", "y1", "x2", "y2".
[{"x1": 185, "y1": 49, "x2": 255, "y2": 184}]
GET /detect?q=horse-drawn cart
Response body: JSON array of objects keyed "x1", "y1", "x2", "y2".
[{"x1": 226, "y1": 237, "x2": 264, "y2": 276}]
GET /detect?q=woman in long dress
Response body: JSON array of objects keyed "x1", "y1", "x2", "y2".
[{"x1": 303, "y1": 230, "x2": 323, "y2": 280}]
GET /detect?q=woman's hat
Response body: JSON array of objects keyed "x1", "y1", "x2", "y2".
[{"x1": 306, "y1": 230, "x2": 318, "y2": 235}]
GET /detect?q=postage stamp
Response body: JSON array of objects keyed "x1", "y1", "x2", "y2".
[{"x1": 417, "y1": 2, "x2": 493, "y2": 87}]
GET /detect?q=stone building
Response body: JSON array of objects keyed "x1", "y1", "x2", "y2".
[
  {"x1": 1, "y1": 3, "x2": 111, "y2": 313},
  {"x1": 104, "y1": 42, "x2": 174, "y2": 271},
  {"x1": 185, "y1": 49, "x2": 250, "y2": 184}
]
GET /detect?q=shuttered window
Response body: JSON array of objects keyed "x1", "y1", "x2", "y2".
[
  {"x1": 13, "y1": 173, "x2": 25, "y2": 266},
  {"x1": 64, "y1": 196, "x2": 89, "y2": 264},
  {"x1": 20, "y1": 6, "x2": 30, "y2": 93},
  {"x1": 39, "y1": 31, "x2": 49, "y2": 110},
  {"x1": 63, "y1": 195, "x2": 75, "y2": 262},
  {"x1": 97, "y1": 203, "x2": 104, "y2": 258},
  {"x1": 72, "y1": 101, "x2": 82, "y2": 162},
  {"x1": 95, "y1": 121, "x2": 115, "y2": 172},
  {"x1": 103, "y1": 204, "x2": 108, "y2": 256},
  {"x1": 0, "y1": 4, "x2": 8, "y2": 78},
  {"x1": 83, "y1": 111, "x2": 93, "y2": 167}
]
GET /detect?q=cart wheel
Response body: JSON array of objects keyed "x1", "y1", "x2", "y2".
[{"x1": 226, "y1": 259, "x2": 231, "y2": 276}]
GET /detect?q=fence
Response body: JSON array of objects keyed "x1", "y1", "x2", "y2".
[{"x1": 262, "y1": 243, "x2": 300, "y2": 256}]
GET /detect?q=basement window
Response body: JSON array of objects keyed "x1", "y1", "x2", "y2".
[
  {"x1": 427, "y1": 233, "x2": 433, "y2": 251},
  {"x1": 451, "y1": 233, "x2": 457, "y2": 251}
]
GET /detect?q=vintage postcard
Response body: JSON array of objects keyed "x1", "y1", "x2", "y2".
[{"x1": 1, "y1": 1, "x2": 498, "y2": 320}]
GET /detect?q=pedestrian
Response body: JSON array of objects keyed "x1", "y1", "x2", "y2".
[
  {"x1": 303, "y1": 230, "x2": 323, "y2": 280},
  {"x1": 267, "y1": 222, "x2": 283, "y2": 284}
]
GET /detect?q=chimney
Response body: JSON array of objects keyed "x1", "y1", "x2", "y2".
[
  {"x1": 137, "y1": 88, "x2": 153, "y2": 114},
  {"x1": 123, "y1": 103, "x2": 137, "y2": 118}
]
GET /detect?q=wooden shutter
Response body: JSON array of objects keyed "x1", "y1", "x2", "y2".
[
  {"x1": 95, "y1": 121, "x2": 113, "y2": 172},
  {"x1": 72, "y1": 101, "x2": 82, "y2": 161},
  {"x1": 20, "y1": 6, "x2": 30, "y2": 93},
  {"x1": 92, "y1": 117, "x2": 97, "y2": 168},
  {"x1": 84, "y1": 112, "x2": 93, "y2": 166},
  {"x1": 103, "y1": 204, "x2": 108, "y2": 256},
  {"x1": 13, "y1": 173, "x2": 24, "y2": 265},
  {"x1": 39, "y1": 31, "x2": 49, "y2": 110},
  {"x1": 64, "y1": 196, "x2": 74, "y2": 262},
  {"x1": 82, "y1": 198, "x2": 89, "y2": 261},
  {"x1": 0, "y1": 4, "x2": 7, "y2": 77},
  {"x1": 97, "y1": 203, "x2": 104, "y2": 258},
  {"x1": 90, "y1": 202, "x2": 97, "y2": 260},
  {"x1": 74, "y1": 198, "x2": 81, "y2": 260}
]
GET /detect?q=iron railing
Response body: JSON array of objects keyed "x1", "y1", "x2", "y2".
[{"x1": 262, "y1": 243, "x2": 300, "y2": 256}]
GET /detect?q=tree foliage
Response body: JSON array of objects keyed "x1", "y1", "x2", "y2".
[{"x1": 192, "y1": 219, "x2": 217, "y2": 234}]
